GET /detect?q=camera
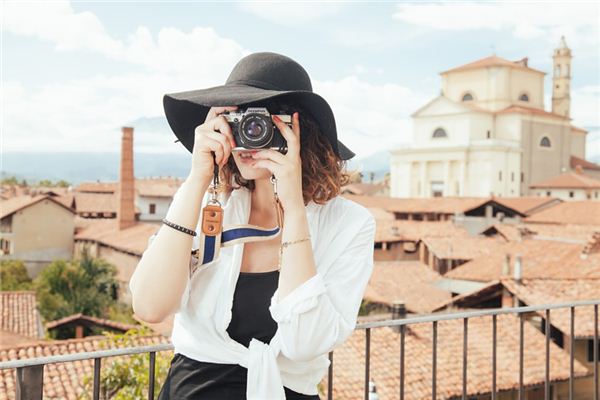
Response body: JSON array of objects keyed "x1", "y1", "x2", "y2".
[{"x1": 222, "y1": 107, "x2": 291, "y2": 152}]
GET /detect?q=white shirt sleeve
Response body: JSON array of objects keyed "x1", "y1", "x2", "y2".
[{"x1": 268, "y1": 211, "x2": 376, "y2": 362}]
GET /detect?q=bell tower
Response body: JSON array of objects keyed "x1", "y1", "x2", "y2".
[{"x1": 551, "y1": 35, "x2": 572, "y2": 117}]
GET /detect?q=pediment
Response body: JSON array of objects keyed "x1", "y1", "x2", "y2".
[{"x1": 411, "y1": 95, "x2": 476, "y2": 118}]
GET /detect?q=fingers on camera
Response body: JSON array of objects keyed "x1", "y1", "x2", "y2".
[{"x1": 206, "y1": 131, "x2": 231, "y2": 166}]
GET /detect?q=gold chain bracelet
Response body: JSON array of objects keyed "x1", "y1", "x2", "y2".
[{"x1": 277, "y1": 235, "x2": 311, "y2": 270}]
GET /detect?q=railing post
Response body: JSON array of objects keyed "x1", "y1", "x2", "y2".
[
  {"x1": 16, "y1": 365, "x2": 44, "y2": 400},
  {"x1": 545, "y1": 309, "x2": 550, "y2": 400},
  {"x1": 149, "y1": 351, "x2": 156, "y2": 400},
  {"x1": 93, "y1": 357, "x2": 101, "y2": 400},
  {"x1": 364, "y1": 328, "x2": 371, "y2": 400},
  {"x1": 328, "y1": 351, "x2": 333, "y2": 400}
]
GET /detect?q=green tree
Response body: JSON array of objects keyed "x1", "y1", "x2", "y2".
[
  {"x1": 0, "y1": 260, "x2": 33, "y2": 290},
  {"x1": 79, "y1": 326, "x2": 171, "y2": 400},
  {"x1": 34, "y1": 247, "x2": 120, "y2": 323},
  {"x1": 37, "y1": 179, "x2": 53, "y2": 187}
]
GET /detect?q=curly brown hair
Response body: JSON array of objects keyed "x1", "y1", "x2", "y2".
[{"x1": 220, "y1": 97, "x2": 352, "y2": 205}]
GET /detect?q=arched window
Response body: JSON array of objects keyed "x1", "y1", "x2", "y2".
[
  {"x1": 540, "y1": 136, "x2": 551, "y2": 147},
  {"x1": 519, "y1": 93, "x2": 529, "y2": 102},
  {"x1": 432, "y1": 128, "x2": 447, "y2": 138},
  {"x1": 555, "y1": 65, "x2": 561, "y2": 77},
  {"x1": 462, "y1": 92, "x2": 473, "y2": 101}
]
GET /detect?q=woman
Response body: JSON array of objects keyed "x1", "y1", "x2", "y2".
[{"x1": 129, "y1": 52, "x2": 376, "y2": 400}]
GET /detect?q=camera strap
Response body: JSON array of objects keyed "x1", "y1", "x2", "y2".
[{"x1": 195, "y1": 160, "x2": 284, "y2": 266}]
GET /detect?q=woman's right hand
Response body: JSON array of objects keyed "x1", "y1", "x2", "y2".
[{"x1": 190, "y1": 105, "x2": 238, "y2": 179}]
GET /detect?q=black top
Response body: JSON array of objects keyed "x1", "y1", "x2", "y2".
[{"x1": 157, "y1": 270, "x2": 321, "y2": 400}]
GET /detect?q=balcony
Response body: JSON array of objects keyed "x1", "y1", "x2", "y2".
[{"x1": 1, "y1": 300, "x2": 598, "y2": 400}]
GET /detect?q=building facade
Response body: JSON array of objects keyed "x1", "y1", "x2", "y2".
[{"x1": 391, "y1": 36, "x2": 591, "y2": 198}]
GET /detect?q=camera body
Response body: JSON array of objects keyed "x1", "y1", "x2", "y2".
[{"x1": 222, "y1": 107, "x2": 291, "y2": 152}]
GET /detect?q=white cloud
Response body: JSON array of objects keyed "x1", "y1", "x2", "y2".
[
  {"x1": 2, "y1": 1, "x2": 248, "y2": 77},
  {"x1": 314, "y1": 76, "x2": 429, "y2": 157},
  {"x1": 3, "y1": 0, "x2": 123, "y2": 56},
  {"x1": 571, "y1": 85, "x2": 600, "y2": 129},
  {"x1": 393, "y1": 2, "x2": 599, "y2": 51},
  {"x1": 2, "y1": 1, "x2": 248, "y2": 152},
  {"x1": 237, "y1": 2, "x2": 344, "y2": 26}
]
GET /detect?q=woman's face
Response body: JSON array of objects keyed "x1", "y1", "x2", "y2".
[{"x1": 232, "y1": 149, "x2": 272, "y2": 180}]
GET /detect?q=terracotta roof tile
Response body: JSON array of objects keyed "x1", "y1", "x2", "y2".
[
  {"x1": 445, "y1": 237, "x2": 600, "y2": 282},
  {"x1": 341, "y1": 183, "x2": 386, "y2": 196},
  {"x1": 440, "y1": 55, "x2": 546, "y2": 75},
  {"x1": 74, "y1": 220, "x2": 159, "y2": 256},
  {"x1": 526, "y1": 201, "x2": 600, "y2": 225},
  {"x1": 502, "y1": 278, "x2": 600, "y2": 338},
  {"x1": 45, "y1": 313, "x2": 139, "y2": 332},
  {"x1": 135, "y1": 178, "x2": 184, "y2": 197},
  {"x1": 571, "y1": 155, "x2": 600, "y2": 171},
  {"x1": 73, "y1": 192, "x2": 117, "y2": 214},
  {"x1": 0, "y1": 333, "x2": 169, "y2": 399},
  {"x1": 75, "y1": 178, "x2": 185, "y2": 198},
  {"x1": 364, "y1": 261, "x2": 452, "y2": 313},
  {"x1": 345, "y1": 194, "x2": 486, "y2": 214},
  {"x1": 0, "y1": 291, "x2": 42, "y2": 339},
  {"x1": 530, "y1": 171, "x2": 600, "y2": 189},
  {"x1": 491, "y1": 197, "x2": 561, "y2": 216},
  {"x1": 0, "y1": 195, "x2": 75, "y2": 219},
  {"x1": 422, "y1": 236, "x2": 505, "y2": 260},
  {"x1": 375, "y1": 219, "x2": 470, "y2": 243},
  {"x1": 497, "y1": 105, "x2": 568, "y2": 120},
  {"x1": 321, "y1": 314, "x2": 589, "y2": 399}
]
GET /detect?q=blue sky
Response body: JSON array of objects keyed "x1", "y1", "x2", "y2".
[{"x1": 3, "y1": 0, "x2": 599, "y2": 161}]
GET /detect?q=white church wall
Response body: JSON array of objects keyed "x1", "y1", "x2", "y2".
[
  {"x1": 509, "y1": 69, "x2": 545, "y2": 109},
  {"x1": 413, "y1": 115, "x2": 470, "y2": 146},
  {"x1": 532, "y1": 188, "x2": 599, "y2": 201}
]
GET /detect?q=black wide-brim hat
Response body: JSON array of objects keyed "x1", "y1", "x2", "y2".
[{"x1": 163, "y1": 51, "x2": 355, "y2": 160}]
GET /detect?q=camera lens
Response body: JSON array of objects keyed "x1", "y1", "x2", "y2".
[
  {"x1": 245, "y1": 120, "x2": 264, "y2": 138},
  {"x1": 239, "y1": 114, "x2": 273, "y2": 148}
]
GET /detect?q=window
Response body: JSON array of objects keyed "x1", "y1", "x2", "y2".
[
  {"x1": 521, "y1": 172, "x2": 524, "y2": 183},
  {"x1": 588, "y1": 339, "x2": 600, "y2": 362},
  {"x1": 486, "y1": 130, "x2": 491, "y2": 139},
  {"x1": 431, "y1": 181, "x2": 444, "y2": 197},
  {"x1": 546, "y1": 191, "x2": 551, "y2": 196},
  {"x1": 462, "y1": 92, "x2": 473, "y2": 101},
  {"x1": 432, "y1": 128, "x2": 447, "y2": 138},
  {"x1": 555, "y1": 65, "x2": 561, "y2": 77},
  {"x1": 511, "y1": 172, "x2": 515, "y2": 182},
  {"x1": 540, "y1": 136, "x2": 551, "y2": 148},
  {"x1": 498, "y1": 171, "x2": 502, "y2": 181},
  {"x1": 569, "y1": 191, "x2": 574, "y2": 198},
  {"x1": 519, "y1": 93, "x2": 529, "y2": 102},
  {"x1": 149, "y1": 204, "x2": 156, "y2": 214}
]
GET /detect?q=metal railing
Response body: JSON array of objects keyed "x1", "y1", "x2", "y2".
[{"x1": 1, "y1": 300, "x2": 598, "y2": 400}]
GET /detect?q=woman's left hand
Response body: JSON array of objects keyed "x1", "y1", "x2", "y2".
[{"x1": 250, "y1": 112, "x2": 304, "y2": 213}]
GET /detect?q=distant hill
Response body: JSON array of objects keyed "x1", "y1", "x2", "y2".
[{"x1": 3, "y1": 119, "x2": 597, "y2": 185}]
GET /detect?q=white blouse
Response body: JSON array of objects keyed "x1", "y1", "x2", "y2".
[{"x1": 134, "y1": 185, "x2": 375, "y2": 399}]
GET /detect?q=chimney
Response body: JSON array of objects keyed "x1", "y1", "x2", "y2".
[
  {"x1": 502, "y1": 253, "x2": 511, "y2": 276},
  {"x1": 391, "y1": 300, "x2": 407, "y2": 332},
  {"x1": 118, "y1": 126, "x2": 136, "y2": 230},
  {"x1": 485, "y1": 205, "x2": 493, "y2": 219},
  {"x1": 513, "y1": 254, "x2": 522, "y2": 284}
]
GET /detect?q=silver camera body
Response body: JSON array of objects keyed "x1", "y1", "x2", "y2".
[{"x1": 222, "y1": 107, "x2": 291, "y2": 151}]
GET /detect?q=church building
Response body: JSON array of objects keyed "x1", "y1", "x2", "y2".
[{"x1": 390, "y1": 36, "x2": 592, "y2": 198}]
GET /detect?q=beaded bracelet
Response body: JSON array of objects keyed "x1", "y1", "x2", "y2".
[{"x1": 161, "y1": 218, "x2": 197, "y2": 237}]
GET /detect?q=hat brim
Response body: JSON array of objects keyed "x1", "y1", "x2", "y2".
[{"x1": 163, "y1": 84, "x2": 355, "y2": 161}]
